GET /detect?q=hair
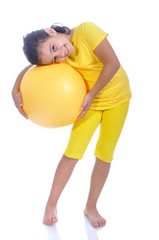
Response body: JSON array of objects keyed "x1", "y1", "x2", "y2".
[{"x1": 23, "y1": 24, "x2": 70, "y2": 65}]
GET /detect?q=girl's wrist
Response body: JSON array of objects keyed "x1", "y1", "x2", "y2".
[
  {"x1": 88, "y1": 90, "x2": 96, "y2": 99},
  {"x1": 12, "y1": 86, "x2": 20, "y2": 99}
]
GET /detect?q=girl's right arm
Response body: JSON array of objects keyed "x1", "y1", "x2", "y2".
[{"x1": 12, "y1": 64, "x2": 33, "y2": 119}]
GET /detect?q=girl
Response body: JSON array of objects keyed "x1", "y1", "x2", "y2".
[{"x1": 12, "y1": 22, "x2": 131, "y2": 228}]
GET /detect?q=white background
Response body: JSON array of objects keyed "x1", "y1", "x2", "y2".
[{"x1": 1, "y1": 0, "x2": 159, "y2": 239}]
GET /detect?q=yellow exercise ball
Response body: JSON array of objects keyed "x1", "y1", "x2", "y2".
[{"x1": 20, "y1": 62, "x2": 87, "y2": 128}]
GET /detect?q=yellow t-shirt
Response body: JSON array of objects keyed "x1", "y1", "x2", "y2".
[{"x1": 66, "y1": 22, "x2": 132, "y2": 110}]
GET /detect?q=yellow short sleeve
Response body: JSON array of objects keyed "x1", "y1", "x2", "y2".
[{"x1": 82, "y1": 22, "x2": 108, "y2": 50}]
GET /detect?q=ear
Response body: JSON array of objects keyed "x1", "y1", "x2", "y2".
[{"x1": 44, "y1": 28, "x2": 57, "y2": 36}]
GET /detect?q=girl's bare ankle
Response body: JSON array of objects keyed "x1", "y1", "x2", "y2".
[{"x1": 85, "y1": 203, "x2": 97, "y2": 210}]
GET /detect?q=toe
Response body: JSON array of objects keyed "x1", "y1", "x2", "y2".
[
  {"x1": 90, "y1": 220, "x2": 99, "y2": 228},
  {"x1": 43, "y1": 218, "x2": 48, "y2": 225},
  {"x1": 92, "y1": 222, "x2": 99, "y2": 228},
  {"x1": 51, "y1": 217, "x2": 58, "y2": 224},
  {"x1": 43, "y1": 218, "x2": 52, "y2": 226},
  {"x1": 99, "y1": 219, "x2": 106, "y2": 227}
]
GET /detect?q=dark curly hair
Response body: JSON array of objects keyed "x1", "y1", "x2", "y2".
[{"x1": 23, "y1": 24, "x2": 70, "y2": 65}]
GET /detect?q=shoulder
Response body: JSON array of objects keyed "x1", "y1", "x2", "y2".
[
  {"x1": 75, "y1": 22, "x2": 108, "y2": 37},
  {"x1": 76, "y1": 22, "x2": 100, "y2": 32},
  {"x1": 74, "y1": 22, "x2": 108, "y2": 50}
]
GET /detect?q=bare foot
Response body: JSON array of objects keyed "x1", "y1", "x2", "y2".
[
  {"x1": 84, "y1": 207, "x2": 106, "y2": 228},
  {"x1": 43, "y1": 203, "x2": 58, "y2": 226}
]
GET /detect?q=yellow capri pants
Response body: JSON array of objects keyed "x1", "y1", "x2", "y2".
[{"x1": 64, "y1": 101, "x2": 129, "y2": 163}]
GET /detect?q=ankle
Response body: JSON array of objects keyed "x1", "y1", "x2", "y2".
[
  {"x1": 85, "y1": 203, "x2": 97, "y2": 210},
  {"x1": 46, "y1": 199, "x2": 57, "y2": 208}
]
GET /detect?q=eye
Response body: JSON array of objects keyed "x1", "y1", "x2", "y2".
[
  {"x1": 52, "y1": 45, "x2": 56, "y2": 51},
  {"x1": 54, "y1": 57, "x2": 57, "y2": 63}
]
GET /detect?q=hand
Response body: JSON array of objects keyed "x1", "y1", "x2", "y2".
[
  {"x1": 12, "y1": 90, "x2": 28, "y2": 119},
  {"x1": 78, "y1": 93, "x2": 94, "y2": 120}
]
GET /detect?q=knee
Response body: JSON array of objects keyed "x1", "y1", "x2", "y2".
[
  {"x1": 96, "y1": 157, "x2": 111, "y2": 167},
  {"x1": 62, "y1": 154, "x2": 79, "y2": 164}
]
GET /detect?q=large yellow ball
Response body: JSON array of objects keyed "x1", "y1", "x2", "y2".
[{"x1": 20, "y1": 62, "x2": 87, "y2": 128}]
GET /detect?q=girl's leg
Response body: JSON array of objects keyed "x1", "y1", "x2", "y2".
[
  {"x1": 85, "y1": 158, "x2": 111, "y2": 228},
  {"x1": 43, "y1": 110, "x2": 102, "y2": 226},
  {"x1": 43, "y1": 155, "x2": 78, "y2": 226},
  {"x1": 85, "y1": 102, "x2": 129, "y2": 228}
]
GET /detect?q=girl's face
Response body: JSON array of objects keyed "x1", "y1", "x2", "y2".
[{"x1": 39, "y1": 28, "x2": 74, "y2": 65}]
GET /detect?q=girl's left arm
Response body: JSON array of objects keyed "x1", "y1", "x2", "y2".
[{"x1": 78, "y1": 38, "x2": 120, "y2": 119}]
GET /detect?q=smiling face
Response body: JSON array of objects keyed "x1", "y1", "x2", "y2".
[{"x1": 39, "y1": 28, "x2": 74, "y2": 65}]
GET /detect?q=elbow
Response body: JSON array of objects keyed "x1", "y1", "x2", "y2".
[
  {"x1": 105, "y1": 56, "x2": 120, "y2": 72},
  {"x1": 114, "y1": 58, "x2": 120, "y2": 72},
  {"x1": 106, "y1": 58, "x2": 120, "y2": 76}
]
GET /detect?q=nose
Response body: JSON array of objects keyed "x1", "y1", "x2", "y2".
[
  {"x1": 55, "y1": 47, "x2": 65, "y2": 58},
  {"x1": 54, "y1": 47, "x2": 67, "y2": 62}
]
